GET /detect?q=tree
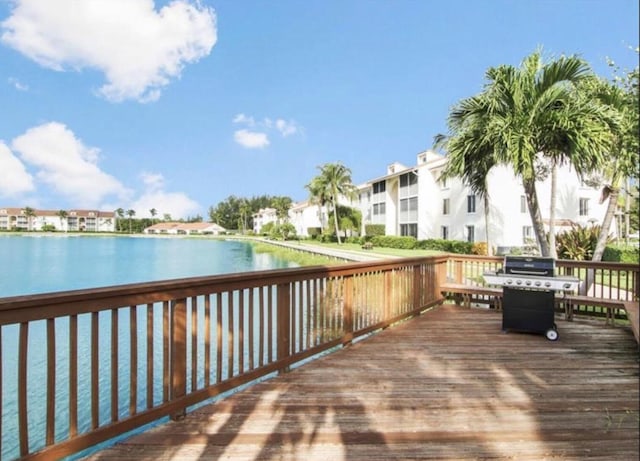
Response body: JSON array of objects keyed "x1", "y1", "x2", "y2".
[
  {"x1": 585, "y1": 52, "x2": 639, "y2": 261},
  {"x1": 435, "y1": 50, "x2": 613, "y2": 256},
  {"x1": 307, "y1": 162, "x2": 356, "y2": 244},
  {"x1": 271, "y1": 196, "x2": 292, "y2": 224},
  {"x1": 306, "y1": 176, "x2": 330, "y2": 233},
  {"x1": 150, "y1": 208, "x2": 157, "y2": 225},
  {"x1": 115, "y1": 208, "x2": 125, "y2": 232},
  {"x1": 126, "y1": 209, "x2": 136, "y2": 233},
  {"x1": 23, "y1": 206, "x2": 36, "y2": 231},
  {"x1": 57, "y1": 209, "x2": 68, "y2": 232}
]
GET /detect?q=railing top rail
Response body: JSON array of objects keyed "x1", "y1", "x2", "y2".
[{"x1": 0, "y1": 255, "x2": 448, "y2": 322}]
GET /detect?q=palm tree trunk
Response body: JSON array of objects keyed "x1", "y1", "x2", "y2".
[
  {"x1": 483, "y1": 194, "x2": 493, "y2": 256},
  {"x1": 592, "y1": 186, "x2": 619, "y2": 261},
  {"x1": 523, "y1": 178, "x2": 550, "y2": 256},
  {"x1": 548, "y1": 162, "x2": 558, "y2": 259},
  {"x1": 333, "y1": 198, "x2": 342, "y2": 244}
]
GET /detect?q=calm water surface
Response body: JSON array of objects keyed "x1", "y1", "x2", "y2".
[{"x1": 0, "y1": 235, "x2": 299, "y2": 460}]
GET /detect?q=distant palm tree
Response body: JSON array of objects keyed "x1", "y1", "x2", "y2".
[
  {"x1": 150, "y1": 208, "x2": 157, "y2": 225},
  {"x1": 306, "y1": 176, "x2": 330, "y2": 233},
  {"x1": 23, "y1": 206, "x2": 36, "y2": 231},
  {"x1": 115, "y1": 208, "x2": 125, "y2": 232},
  {"x1": 238, "y1": 200, "x2": 251, "y2": 233},
  {"x1": 57, "y1": 209, "x2": 68, "y2": 232},
  {"x1": 126, "y1": 209, "x2": 136, "y2": 233},
  {"x1": 271, "y1": 196, "x2": 292, "y2": 225},
  {"x1": 307, "y1": 163, "x2": 356, "y2": 244}
]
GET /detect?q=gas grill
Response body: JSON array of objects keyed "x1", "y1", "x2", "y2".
[{"x1": 483, "y1": 256, "x2": 581, "y2": 341}]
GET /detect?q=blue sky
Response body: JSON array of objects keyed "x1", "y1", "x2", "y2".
[{"x1": 0, "y1": 0, "x2": 638, "y2": 219}]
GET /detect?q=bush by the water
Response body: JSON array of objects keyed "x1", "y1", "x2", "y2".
[
  {"x1": 364, "y1": 224, "x2": 385, "y2": 237},
  {"x1": 370, "y1": 235, "x2": 417, "y2": 249}
]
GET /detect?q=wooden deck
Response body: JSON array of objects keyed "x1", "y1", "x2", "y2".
[{"x1": 87, "y1": 305, "x2": 639, "y2": 461}]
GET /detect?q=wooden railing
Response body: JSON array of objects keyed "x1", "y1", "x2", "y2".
[
  {"x1": 445, "y1": 255, "x2": 639, "y2": 317},
  {"x1": 0, "y1": 256, "x2": 447, "y2": 461}
]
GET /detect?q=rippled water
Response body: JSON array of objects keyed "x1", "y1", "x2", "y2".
[{"x1": 0, "y1": 235, "x2": 298, "y2": 460}]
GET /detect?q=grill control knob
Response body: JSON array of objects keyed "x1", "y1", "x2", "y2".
[
  {"x1": 516, "y1": 280, "x2": 522, "y2": 285},
  {"x1": 506, "y1": 279, "x2": 513, "y2": 285},
  {"x1": 563, "y1": 283, "x2": 571, "y2": 289},
  {"x1": 534, "y1": 281, "x2": 541, "y2": 287},
  {"x1": 525, "y1": 280, "x2": 532, "y2": 286},
  {"x1": 544, "y1": 282, "x2": 551, "y2": 288}
]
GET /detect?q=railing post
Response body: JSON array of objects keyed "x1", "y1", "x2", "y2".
[
  {"x1": 170, "y1": 298, "x2": 187, "y2": 420},
  {"x1": 277, "y1": 283, "x2": 291, "y2": 373},
  {"x1": 455, "y1": 259, "x2": 463, "y2": 284},
  {"x1": 343, "y1": 277, "x2": 354, "y2": 346}
]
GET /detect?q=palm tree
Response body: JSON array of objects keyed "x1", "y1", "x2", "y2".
[
  {"x1": 436, "y1": 50, "x2": 613, "y2": 256},
  {"x1": 582, "y1": 72, "x2": 638, "y2": 260},
  {"x1": 115, "y1": 208, "x2": 125, "y2": 232},
  {"x1": 126, "y1": 209, "x2": 136, "y2": 233},
  {"x1": 308, "y1": 163, "x2": 356, "y2": 244},
  {"x1": 150, "y1": 208, "x2": 157, "y2": 225},
  {"x1": 23, "y1": 206, "x2": 36, "y2": 231},
  {"x1": 57, "y1": 209, "x2": 68, "y2": 232},
  {"x1": 271, "y1": 196, "x2": 292, "y2": 225},
  {"x1": 305, "y1": 175, "x2": 330, "y2": 233}
]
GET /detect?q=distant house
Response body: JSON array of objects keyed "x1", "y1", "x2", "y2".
[{"x1": 143, "y1": 222, "x2": 226, "y2": 235}]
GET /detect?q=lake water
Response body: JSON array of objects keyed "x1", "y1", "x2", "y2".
[{"x1": 0, "y1": 235, "x2": 299, "y2": 460}]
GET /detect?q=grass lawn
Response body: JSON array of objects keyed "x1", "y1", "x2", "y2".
[{"x1": 295, "y1": 240, "x2": 444, "y2": 258}]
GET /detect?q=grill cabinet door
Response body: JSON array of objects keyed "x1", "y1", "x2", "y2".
[{"x1": 502, "y1": 287, "x2": 555, "y2": 334}]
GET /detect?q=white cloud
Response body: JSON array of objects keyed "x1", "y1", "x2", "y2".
[
  {"x1": 275, "y1": 119, "x2": 298, "y2": 137},
  {"x1": 11, "y1": 122, "x2": 130, "y2": 208},
  {"x1": 0, "y1": 141, "x2": 35, "y2": 196},
  {"x1": 1, "y1": 0, "x2": 217, "y2": 102},
  {"x1": 8, "y1": 77, "x2": 29, "y2": 91},
  {"x1": 130, "y1": 172, "x2": 200, "y2": 219},
  {"x1": 232, "y1": 113, "x2": 255, "y2": 126},
  {"x1": 232, "y1": 114, "x2": 301, "y2": 148},
  {"x1": 140, "y1": 171, "x2": 165, "y2": 191},
  {"x1": 234, "y1": 129, "x2": 270, "y2": 149}
]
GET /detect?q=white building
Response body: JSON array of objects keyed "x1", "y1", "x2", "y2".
[
  {"x1": 0, "y1": 207, "x2": 116, "y2": 232},
  {"x1": 143, "y1": 222, "x2": 226, "y2": 235},
  {"x1": 353, "y1": 150, "x2": 606, "y2": 252},
  {"x1": 252, "y1": 208, "x2": 278, "y2": 234}
]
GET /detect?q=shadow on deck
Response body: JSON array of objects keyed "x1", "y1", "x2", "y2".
[{"x1": 87, "y1": 305, "x2": 639, "y2": 461}]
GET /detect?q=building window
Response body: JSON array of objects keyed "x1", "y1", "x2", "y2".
[
  {"x1": 467, "y1": 194, "x2": 476, "y2": 213},
  {"x1": 521, "y1": 196, "x2": 527, "y2": 213},
  {"x1": 400, "y1": 223, "x2": 417, "y2": 238},
  {"x1": 579, "y1": 198, "x2": 589, "y2": 216},
  {"x1": 399, "y1": 197, "x2": 418, "y2": 222},
  {"x1": 373, "y1": 181, "x2": 386, "y2": 195},
  {"x1": 441, "y1": 226, "x2": 449, "y2": 240},
  {"x1": 466, "y1": 225, "x2": 475, "y2": 243},
  {"x1": 442, "y1": 198, "x2": 450, "y2": 215},
  {"x1": 522, "y1": 226, "x2": 533, "y2": 244},
  {"x1": 440, "y1": 176, "x2": 448, "y2": 189}
]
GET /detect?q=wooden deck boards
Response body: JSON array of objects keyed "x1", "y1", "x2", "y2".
[{"x1": 87, "y1": 305, "x2": 639, "y2": 461}]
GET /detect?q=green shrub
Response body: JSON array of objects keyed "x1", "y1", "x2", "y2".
[
  {"x1": 471, "y1": 242, "x2": 488, "y2": 256},
  {"x1": 555, "y1": 224, "x2": 602, "y2": 260},
  {"x1": 370, "y1": 235, "x2": 417, "y2": 249},
  {"x1": 364, "y1": 224, "x2": 385, "y2": 237},
  {"x1": 416, "y1": 239, "x2": 473, "y2": 254},
  {"x1": 344, "y1": 236, "x2": 364, "y2": 244},
  {"x1": 307, "y1": 227, "x2": 322, "y2": 239},
  {"x1": 602, "y1": 245, "x2": 639, "y2": 263}
]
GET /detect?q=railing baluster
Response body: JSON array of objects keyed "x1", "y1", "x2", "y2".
[
  {"x1": 111, "y1": 308, "x2": 118, "y2": 423},
  {"x1": 204, "y1": 295, "x2": 211, "y2": 387},
  {"x1": 277, "y1": 282, "x2": 291, "y2": 372},
  {"x1": 146, "y1": 304, "x2": 153, "y2": 410},
  {"x1": 227, "y1": 292, "x2": 234, "y2": 379},
  {"x1": 46, "y1": 318, "x2": 56, "y2": 445},
  {"x1": 69, "y1": 315, "x2": 78, "y2": 437},
  {"x1": 216, "y1": 292, "x2": 222, "y2": 383},
  {"x1": 162, "y1": 301, "x2": 170, "y2": 403},
  {"x1": 0, "y1": 325, "x2": 3, "y2": 458},
  {"x1": 248, "y1": 288, "x2": 254, "y2": 371},
  {"x1": 239, "y1": 289, "x2": 244, "y2": 374},
  {"x1": 191, "y1": 296, "x2": 197, "y2": 391},
  {"x1": 91, "y1": 312, "x2": 99, "y2": 429},
  {"x1": 19, "y1": 322, "x2": 29, "y2": 457},
  {"x1": 130, "y1": 306, "x2": 138, "y2": 417},
  {"x1": 267, "y1": 285, "x2": 273, "y2": 363},
  {"x1": 259, "y1": 287, "x2": 265, "y2": 367}
]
